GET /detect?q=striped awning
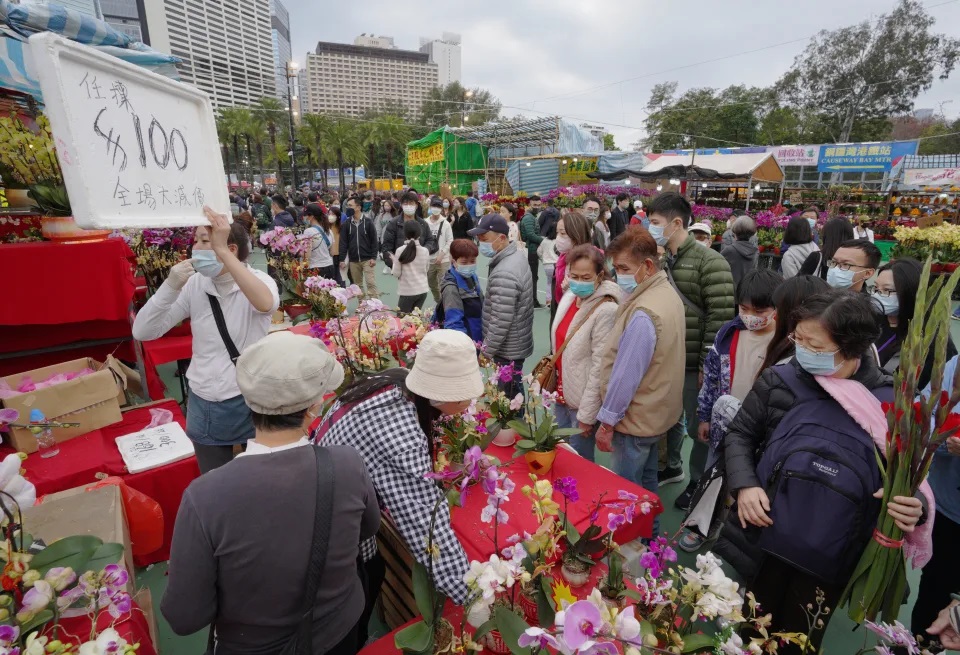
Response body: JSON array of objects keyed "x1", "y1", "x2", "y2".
[{"x1": 0, "y1": 0, "x2": 180, "y2": 100}]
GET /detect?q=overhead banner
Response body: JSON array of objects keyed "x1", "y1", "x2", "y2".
[
  {"x1": 903, "y1": 167, "x2": 960, "y2": 187},
  {"x1": 558, "y1": 156, "x2": 599, "y2": 185},
  {"x1": 817, "y1": 141, "x2": 918, "y2": 173},
  {"x1": 768, "y1": 145, "x2": 820, "y2": 167},
  {"x1": 407, "y1": 142, "x2": 444, "y2": 167}
]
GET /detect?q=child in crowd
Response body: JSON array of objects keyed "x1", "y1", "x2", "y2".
[
  {"x1": 392, "y1": 220, "x2": 430, "y2": 312},
  {"x1": 680, "y1": 268, "x2": 784, "y2": 552}
]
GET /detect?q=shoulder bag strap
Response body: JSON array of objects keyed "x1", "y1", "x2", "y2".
[
  {"x1": 553, "y1": 299, "x2": 611, "y2": 361},
  {"x1": 206, "y1": 294, "x2": 241, "y2": 365},
  {"x1": 664, "y1": 263, "x2": 706, "y2": 320},
  {"x1": 284, "y1": 446, "x2": 335, "y2": 655}
]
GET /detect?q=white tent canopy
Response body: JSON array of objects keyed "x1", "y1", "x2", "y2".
[{"x1": 640, "y1": 152, "x2": 784, "y2": 183}]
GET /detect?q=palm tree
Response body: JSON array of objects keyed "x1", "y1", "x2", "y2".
[
  {"x1": 247, "y1": 111, "x2": 268, "y2": 183},
  {"x1": 255, "y1": 97, "x2": 286, "y2": 186},
  {"x1": 217, "y1": 107, "x2": 245, "y2": 187},
  {"x1": 364, "y1": 113, "x2": 413, "y2": 181},
  {"x1": 215, "y1": 112, "x2": 232, "y2": 181},
  {"x1": 325, "y1": 117, "x2": 363, "y2": 191},
  {"x1": 300, "y1": 113, "x2": 331, "y2": 189}
]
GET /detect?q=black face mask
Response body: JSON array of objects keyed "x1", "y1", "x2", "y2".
[{"x1": 530, "y1": 208, "x2": 540, "y2": 215}]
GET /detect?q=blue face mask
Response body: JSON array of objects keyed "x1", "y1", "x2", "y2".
[
  {"x1": 807, "y1": 218, "x2": 817, "y2": 230},
  {"x1": 455, "y1": 263, "x2": 477, "y2": 277},
  {"x1": 192, "y1": 249, "x2": 223, "y2": 278},
  {"x1": 648, "y1": 223, "x2": 675, "y2": 247},
  {"x1": 616, "y1": 270, "x2": 640, "y2": 294},
  {"x1": 872, "y1": 292, "x2": 899, "y2": 316},
  {"x1": 794, "y1": 343, "x2": 843, "y2": 377},
  {"x1": 826, "y1": 267, "x2": 856, "y2": 289},
  {"x1": 478, "y1": 242, "x2": 497, "y2": 258},
  {"x1": 568, "y1": 279, "x2": 596, "y2": 298}
]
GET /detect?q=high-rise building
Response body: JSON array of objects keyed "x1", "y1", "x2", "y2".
[
  {"x1": 100, "y1": 0, "x2": 148, "y2": 43},
  {"x1": 419, "y1": 33, "x2": 461, "y2": 87},
  {"x1": 271, "y1": 0, "x2": 292, "y2": 100},
  {"x1": 304, "y1": 38, "x2": 438, "y2": 117},
  {"x1": 21, "y1": 0, "x2": 102, "y2": 18},
  {"x1": 354, "y1": 34, "x2": 396, "y2": 49},
  {"x1": 143, "y1": 0, "x2": 274, "y2": 109}
]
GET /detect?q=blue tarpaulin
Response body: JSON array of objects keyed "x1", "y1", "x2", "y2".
[{"x1": 0, "y1": 0, "x2": 180, "y2": 100}]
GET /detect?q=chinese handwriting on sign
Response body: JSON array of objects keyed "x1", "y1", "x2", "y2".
[{"x1": 78, "y1": 69, "x2": 201, "y2": 213}]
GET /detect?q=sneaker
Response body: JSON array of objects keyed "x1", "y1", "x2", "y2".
[
  {"x1": 953, "y1": 307, "x2": 960, "y2": 320},
  {"x1": 382, "y1": 267, "x2": 390, "y2": 275},
  {"x1": 658, "y1": 466, "x2": 685, "y2": 486},
  {"x1": 678, "y1": 529, "x2": 706, "y2": 553},
  {"x1": 534, "y1": 300, "x2": 544, "y2": 309},
  {"x1": 674, "y1": 485, "x2": 695, "y2": 511}
]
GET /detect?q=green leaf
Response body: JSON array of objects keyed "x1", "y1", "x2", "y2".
[
  {"x1": 680, "y1": 633, "x2": 715, "y2": 653},
  {"x1": 83, "y1": 542, "x2": 125, "y2": 576},
  {"x1": 552, "y1": 428, "x2": 584, "y2": 437},
  {"x1": 472, "y1": 617, "x2": 497, "y2": 642},
  {"x1": 292, "y1": 312, "x2": 312, "y2": 325},
  {"x1": 411, "y1": 561, "x2": 435, "y2": 624},
  {"x1": 625, "y1": 589, "x2": 644, "y2": 603},
  {"x1": 536, "y1": 584, "x2": 556, "y2": 627},
  {"x1": 515, "y1": 439, "x2": 537, "y2": 450},
  {"x1": 494, "y1": 606, "x2": 532, "y2": 655},
  {"x1": 394, "y1": 621, "x2": 433, "y2": 654},
  {"x1": 507, "y1": 420, "x2": 532, "y2": 438},
  {"x1": 30, "y1": 536, "x2": 102, "y2": 576},
  {"x1": 581, "y1": 525, "x2": 602, "y2": 541},
  {"x1": 20, "y1": 610, "x2": 54, "y2": 636}
]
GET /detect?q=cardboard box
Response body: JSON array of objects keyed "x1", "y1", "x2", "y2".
[
  {"x1": 25, "y1": 484, "x2": 135, "y2": 592},
  {"x1": 133, "y1": 588, "x2": 159, "y2": 650},
  {"x1": 1, "y1": 358, "x2": 126, "y2": 453}
]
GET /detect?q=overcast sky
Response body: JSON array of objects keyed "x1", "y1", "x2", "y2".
[{"x1": 285, "y1": 0, "x2": 960, "y2": 149}]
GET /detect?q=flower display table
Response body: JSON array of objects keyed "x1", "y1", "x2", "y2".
[
  {"x1": 452, "y1": 444, "x2": 661, "y2": 562},
  {"x1": 0, "y1": 398, "x2": 199, "y2": 565}
]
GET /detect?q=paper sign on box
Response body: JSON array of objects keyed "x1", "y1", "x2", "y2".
[
  {"x1": 115, "y1": 422, "x2": 195, "y2": 473},
  {"x1": 28, "y1": 32, "x2": 229, "y2": 229}
]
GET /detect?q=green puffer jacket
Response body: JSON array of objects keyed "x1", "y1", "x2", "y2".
[{"x1": 666, "y1": 234, "x2": 736, "y2": 370}]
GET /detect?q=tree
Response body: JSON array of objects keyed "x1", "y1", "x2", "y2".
[
  {"x1": 419, "y1": 82, "x2": 501, "y2": 129},
  {"x1": 364, "y1": 112, "x2": 413, "y2": 180},
  {"x1": 779, "y1": 0, "x2": 960, "y2": 143},
  {"x1": 300, "y1": 113, "x2": 331, "y2": 188},
  {"x1": 246, "y1": 110, "x2": 268, "y2": 182},
  {"x1": 602, "y1": 133, "x2": 616, "y2": 150},
  {"x1": 216, "y1": 107, "x2": 246, "y2": 187},
  {"x1": 918, "y1": 118, "x2": 960, "y2": 155},
  {"x1": 324, "y1": 117, "x2": 364, "y2": 190},
  {"x1": 255, "y1": 97, "x2": 287, "y2": 186}
]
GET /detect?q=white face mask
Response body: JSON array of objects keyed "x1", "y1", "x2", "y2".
[
  {"x1": 402, "y1": 204, "x2": 417, "y2": 216},
  {"x1": 327, "y1": 214, "x2": 337, "y2": 224}
]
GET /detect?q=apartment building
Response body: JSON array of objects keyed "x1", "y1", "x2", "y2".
[
  {"x1": 144, "y1": 0, "x2": 275, "y2": 109},
  {"x1": 304, "y1": 39, "x2": 438, "y2": 117},
  {"x1": 271, "y1": 0, "x2": 293, "y2": 100}
]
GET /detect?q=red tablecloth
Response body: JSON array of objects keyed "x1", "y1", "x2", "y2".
[
  {"x1": 452, "y1": 444, "x2": 661, "y2": 562},
  {"x1": 5, "y1": 399, "x2": 199, "y2": 566},
  {"x1": 0, "y1": 238, "x2": 138, "y2": 376},
  {"x1": 55, "y1": 600, "x2": 157, "y2": 655},
  {"x1": 141, "y1": 333, "x2": 192, "y2": 400}
]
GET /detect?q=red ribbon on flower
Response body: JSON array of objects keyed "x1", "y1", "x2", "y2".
[{"x1": 872, "y1": 529, "x2": 904, "y2": 549}]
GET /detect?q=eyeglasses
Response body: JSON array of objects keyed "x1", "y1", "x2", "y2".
[
  {"x1": 873, "y1": 288, "x2": 896, "y2": 298},
  {"x1": 787, "y1": 332, "x2": 838, "y2": 355},
  {"x1": 826, "y1": 259, "x2": 870, "y2": 272}
]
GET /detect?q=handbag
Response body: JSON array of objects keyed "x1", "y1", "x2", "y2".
[
  {"x1": 532, "y1": 299, "x2": 610, "y2": 392},
  {"x1": 205, "y1": 446, "x2": 335, "y2": 655},
  {"x1": 206, "y1": 294, "x2": 240, "y2": 366}
]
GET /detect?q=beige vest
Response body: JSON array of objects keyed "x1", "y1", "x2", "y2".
[{"x1": 598, "y1": 271, "x2": 686, "y2": 437}]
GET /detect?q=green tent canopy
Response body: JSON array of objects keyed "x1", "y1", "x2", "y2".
[{"x1": 404, "y1": 128, "x2": 487, "y2": 195}]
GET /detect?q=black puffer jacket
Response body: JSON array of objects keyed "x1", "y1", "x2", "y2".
[
  {"x1": 381, "y1": 216, "x2": 431, "y2": 267},
  {"x1": 690, "y1": 355, "x2": 893, "y2": 581}
]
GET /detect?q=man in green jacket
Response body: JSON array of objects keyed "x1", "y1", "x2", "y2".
[
  {"x1": 519, "y1": 195, "x2": 545, "y2": 308},
  {"x1": 647, "y1": 192, "x2": 735, "y2": 514}
]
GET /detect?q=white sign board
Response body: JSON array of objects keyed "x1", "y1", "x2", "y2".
[
  {"x1": 28, "y1": 32, "x2": 229, "y2": 229},
  {"x1": 767, "y1": 145, "x2": 821, "y2": 167},
  {"x1": 903, "y1": 167, "x2": 960, "y2": 187},
  {"x1": 115, "y1": 422, "x2": 195, "y2": 474}
]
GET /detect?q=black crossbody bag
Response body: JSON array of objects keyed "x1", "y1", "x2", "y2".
[
  {"x1": 206, "y1": 446, "x2": 335, "y2": 655},
  {"x1": 206, "y1": 294, "x2": 241, "y2": 365}
]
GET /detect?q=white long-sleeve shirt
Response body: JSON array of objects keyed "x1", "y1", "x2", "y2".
[
  {"x1": 132, "y1": 267, "x2": 279, "y2": 402},
  {"x1": 425, "y1": 216, "x2": 453, "y2": 264},
  {"x1": 392, "y1": 243, "x2": 431, "y2": 297}
]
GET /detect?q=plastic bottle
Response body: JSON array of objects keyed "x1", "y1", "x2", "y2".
[{"x1": 28, "y1": 409, "x2": 59, "y2": 459}]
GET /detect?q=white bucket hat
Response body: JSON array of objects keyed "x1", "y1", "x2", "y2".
[{"x1": 406, "y1": 330, "x2": 484, "y2": 402}]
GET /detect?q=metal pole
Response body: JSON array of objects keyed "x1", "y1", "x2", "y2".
[
  {"x1": 745, "y1": 174, "x2": 754, "y2": 211},
  {"x1": 286, "y1": 63, "x2": 299, "y2": 190}
]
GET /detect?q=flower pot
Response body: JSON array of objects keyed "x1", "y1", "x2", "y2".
[
  {"x1": 601, "y1": 594, "x2": 626, "y2": 611},
  {"x1": 492, "y1": 427, "x2": 518, "y2": 447},
  {"x1": 483, "y1": 630, "x2": 511, "y2": 655},
  {"x1": 40, "y1": 215, "x2": 112, "y2": 243},
  {"x1": 517, "y1": 588, "x2": 540, "y2": 625},
  {"x1": 561, "y1": 561, "x2": 591, "y2": 588},
  {"x1": 932, "y1": 263, "x2": 945, "y2": 274},
  {"x1": 758, "y1": 245, "x2": 767, "y2": 253},
  {"x1": 524, "y1": 449, "x2": 557, "y2": 475},
  {"x1": 271, "y1": 309, "x2": 286, "y2": 325},
  {"x1": 773, "y1": 247, "x2": 781, "y2": 256},
  {"x1": 713, "y1": 234, "x2": 721, "y2": 242},
  {"x1": 284, "y1": 304, "x2": 310, "y2": 320},
  {"x1": 434, "y1": 618, "x2": 455, "y2": 655},
  {"x1": 944, "y1": 263, "x2": 959, "y2": 273},
  {"x1": 4, "y1": 188, "x2": 35, "y2": 209}
]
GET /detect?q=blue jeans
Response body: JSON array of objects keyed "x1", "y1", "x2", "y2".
[
  {"x1": 555, "y1": 403, "x2": 594, "y2": 462},
  {"x1": 186, "y1": 391, "x2": 254, "y2": 447},
  {"x1": 612, "y1": 432, "x2": 662, "y2": 536}
]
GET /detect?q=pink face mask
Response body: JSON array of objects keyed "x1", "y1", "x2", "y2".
[{"x1": 741, "y1": 313, "x2": 772, "y2": 331}]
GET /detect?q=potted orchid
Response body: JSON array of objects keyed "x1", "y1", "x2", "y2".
[
  {"x1": 511, "y1": 379, "x2": 581, "y2": 475},
  {"x1": 127, "y1": 228, "x2": 194, "y2": 297},
  {"x1": 432, "y1": 403, "x2": 495, "y2": 470},
  {"x1": 480, "y1": 359, "x2": 525, "y2": 447},
  {"x1": 284, "y1": 275, "x2": 359, "y2": 325}
]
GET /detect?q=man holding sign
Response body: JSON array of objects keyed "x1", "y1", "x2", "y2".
[{"x1": 133, "y1": 208, "x2": 280, "y2": 473}]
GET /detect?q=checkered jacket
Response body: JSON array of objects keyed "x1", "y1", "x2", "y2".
[{"x1": 313, "y1": 386, "x2": 469, "y2": 604}]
